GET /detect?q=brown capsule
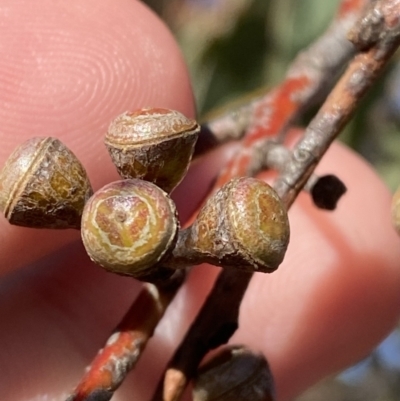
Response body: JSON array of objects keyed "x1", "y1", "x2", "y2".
[
  {"x1": 81, "y1": 179, "x2": 179, "y2": 280},
  {"x1": 187, "y1": 177, "x2": 290, "y2": 273},
  {"x1": 105, "y1": 108, "x2": 200, "y2": 193},
  {"x1": 0, "y1": 137, "x2": 93, "y2": 229},
  {"x1": 392, "y1": 185, "x2": 400, "y2": 235},
  {"x1": 193, "y1": 346, "x2": 275, "y2": 401}
]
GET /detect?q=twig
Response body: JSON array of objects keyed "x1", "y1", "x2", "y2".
[
  {"x1": 194, "y1": 0, "x2": 367, "y2": 158},
  {"x1": 152, "y1": 0, "x2": 400, "y2": 400},
  {"x1": 274, "y1": 0, "x2": 400, "y2": 206},
  {"x1": 66, "y1": 272, "x2": 184, "y2": 401},
  {"x1": 152, "y1": 270, "x2": 252, "y2": 401},
  {"x1": 199, "y1": 0, "x2": 368, "y2": 195}
]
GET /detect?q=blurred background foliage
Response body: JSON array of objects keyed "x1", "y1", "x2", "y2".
[{"x1": 143, "y1": 0, "x2": 400, "y2": 400}]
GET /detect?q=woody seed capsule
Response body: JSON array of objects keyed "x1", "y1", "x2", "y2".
[
  {"x1": 186, "y1": 177, "x2": 290, "y2": 273},
  {"x1": 81, "y1": 179, "x2": 179, "y2": 280},
  {"x1": 392, "y1": 185, "x2": 400, "y2": 235},
  {"x1": 105, "y1": 108, "x2": 200, "y2": 193},
  {"x1": 193, "y1": 346, "x2": 275, "y2": 401},
  {"x1": 0, "y1": 137, "x2": 92, "y2": 229}
]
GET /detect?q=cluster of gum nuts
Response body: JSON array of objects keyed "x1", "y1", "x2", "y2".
[
  {"x1": 0, "y1": 108, "x2": 290, "y2": 283},
  {"x1": 0, "y1": 108, "x2": 290, "y2": 400}
]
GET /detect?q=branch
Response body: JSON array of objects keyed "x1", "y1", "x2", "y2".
[
  {"x1": 275, "y1": 0, "x2": 400, "y2": 206},
  {"x1": 152, "y1": 0, "x2": 400, "y2": 400},
  {"x1": 66, "y1": 272, "x2": 184, "y2": 401},
  {"x1": 198, "y1": 0, "x2": 369, "y2": 195},
  {"x1": 194, "y1": 0, "x2": 367, "y2": 158}
]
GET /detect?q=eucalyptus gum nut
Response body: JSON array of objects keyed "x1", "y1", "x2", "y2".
[
  {"x1": 0, "y1": 137, "x2": 93, "y2": 229},
  {"x1": 190, "y1": 177, "x2": 290, "y2": 273},
  {"x1": 105, "y1": 108, "x2": 200, "y2": 193},
  {"x1": 392, "y1": 186, "x2": 400, "y2": 235},
  {"x1": 193, "y1": 346, "x2": 275, "y2": 401},
  {"x1": 81, "y1": 179, "x2": 179, "y2": 279}
]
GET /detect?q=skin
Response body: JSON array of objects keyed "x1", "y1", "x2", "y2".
[{"x1": 0, "y1": 1, "x2": 399, "y2": 400}]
